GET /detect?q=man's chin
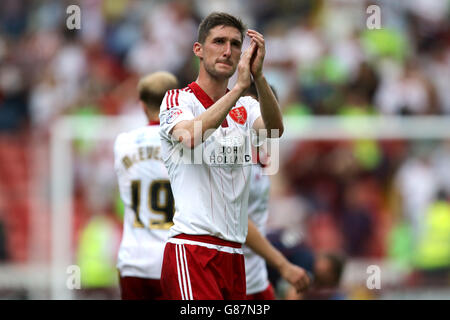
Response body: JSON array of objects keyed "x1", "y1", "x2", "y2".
[
  {"x1": 220, "y1": 70, "x2": 235, "y2": 79},
  {"x1": 210, "y1": 71, "x2": 234, "y2": 80},
  {"x1": 206, "y1": 66, "x2": 235, "y2": 80}
]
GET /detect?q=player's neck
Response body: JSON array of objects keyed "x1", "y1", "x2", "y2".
[
  {"x1": 195, "y1": 70, "x2": 229, "y2": 102},
  {"x1": 145, "y1": 108, "x2": 160, "y2": 124}
]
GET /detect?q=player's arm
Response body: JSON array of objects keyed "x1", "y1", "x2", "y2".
[
  {"x1": 171, "y1": 87, "x2": 244, "y2": 148},
  {"x1": 247, "y1": 29, "x2": 284, "y2": 138},
  {"x1": 245, "y1": 219, "x2": 310, "y2": 293},
  {"x1": 171, "y1": 42, "x2": 257, "y2": 148}
]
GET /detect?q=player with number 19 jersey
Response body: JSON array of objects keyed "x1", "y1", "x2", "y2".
[{"x1": 115, "y1": 123, "x2": 174, "y2": 281}]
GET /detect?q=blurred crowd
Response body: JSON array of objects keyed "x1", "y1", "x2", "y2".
[
  {"x1": 1, "y1": 0, "x2": 449, "y2": 132},
  {"x1": 0, "y1": 0, "x2": 449, "y2": 298}
]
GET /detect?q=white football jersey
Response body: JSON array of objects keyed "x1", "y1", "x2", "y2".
[
  {"x1": 159, "y1": 82, "x2": 262, "y2": 244},
  {"x1": 115, "y1": 124, "x2": 174, "y2": 279},
  {"x1": 243, "y1": 164, "x2": 271, "y2": 294}
]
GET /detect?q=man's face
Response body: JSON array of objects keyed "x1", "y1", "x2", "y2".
[{"x1": 196, "y1": 25, "x2": 243, "y2": 80}]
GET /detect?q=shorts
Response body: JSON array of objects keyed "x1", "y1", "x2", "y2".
[
  {"x1": 246, "y1": 283, "x2": 276, "y2": 300},
  {"x1": 119, "y1": 275, "x2": 164, "y2": 300},
  {"x1": 160, "y1": 234, "x2": 246, "y2": 300}
]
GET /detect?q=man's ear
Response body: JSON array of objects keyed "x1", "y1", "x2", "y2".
[{"x1": 193, "y1": 42, "x2": 203, "y2": 59}]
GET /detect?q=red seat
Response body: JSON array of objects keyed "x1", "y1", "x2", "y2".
[{"x1": 0, "y1": 134, "x2": 31, "y2": 262}]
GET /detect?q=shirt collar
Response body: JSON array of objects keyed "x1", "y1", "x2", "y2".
[
  {"x1": 148, "y1": 120, "x2": 160, "y2": 126},
  {"x1": 188, "y1": 82, "x2": 215, "y2": 109},
  {"x1": 187, "y1": 82, "x2": 229, "y2": 127}
]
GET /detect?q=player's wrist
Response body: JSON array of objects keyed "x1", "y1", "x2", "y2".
[
  {"x1": 253, "y1": 73, "x2": 265, "y2": 83},
  {"x1": 277, "y1": 257, "x2": 290, "y2": 276},
  {"x1": 231, "y1": 83, "x2": 248, "y2": 97}
]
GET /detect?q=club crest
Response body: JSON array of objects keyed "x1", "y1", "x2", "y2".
[{"x1": 229, "y1": 106, "x2": 247, "y2": 125}]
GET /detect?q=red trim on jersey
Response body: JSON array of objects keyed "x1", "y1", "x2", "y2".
[
  {"x1": 173, "y1": 233, "x2": 242, "y2": 248},
  {"x1": 188, "y1": 82, "x2": 214, "y2": 109},
  {"x1": 148, "y1": 120, "x2": 160, "y2": 126},
  {"x1": 170, "y1": 89, "x2": 175, "y2": 108},
  {"x1": 166, "y1": 89, "x2": 185, "y2": 110},
  {"x1": 188, "y1": 82, "x2": 229, "y2": 128},
  {"x1": 166, "y1": 90, "x2": 172, "y2": 109},
  {"x1": 175, "y1": 89, "x2": 179, "y2": 106}
]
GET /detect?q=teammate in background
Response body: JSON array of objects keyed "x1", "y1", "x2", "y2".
[
  {"x1": 244, "y1": 83, "x2": 310, "y2": 299},
  {"x1": 159, "y1": 12, "x2": 284, "y2": 300},
  {"x1": 114, "y1": 71, "x2": 178, "y2": 300}
]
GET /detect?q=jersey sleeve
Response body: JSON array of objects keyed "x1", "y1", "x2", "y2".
[
  {"x1": 159, "y1": 89, "x2": 195, "y2": 141},
  {"x1": 113, "y1": 132, "x2": 133, "y2": 211},
  {"x1": 113, "y1": 132, "x2": 127, "y2": 172},
  {"x1": 241, "y1": 96, "x2": 261, "y2": 129}
]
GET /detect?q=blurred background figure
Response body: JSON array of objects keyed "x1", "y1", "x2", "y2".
[
  {"x1": 285, "y1": 252, "x2": 346, "y2": 300},
  {"x1": 75, "y1": 211, "x2": 122, "y2": 300},
  {"x1": 115, "y1": 71, "x2": 178, "y2": 300},
  {"x1": 409, "y1": 190, "x2": 450, "y2": 287}
]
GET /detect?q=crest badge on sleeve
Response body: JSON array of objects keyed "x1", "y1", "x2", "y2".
[{"x1": 166, "y1": 108, "x2": 183, "y2": 124}]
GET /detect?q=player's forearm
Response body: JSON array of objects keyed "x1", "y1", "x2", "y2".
[
  {"x1": 197, "y1": 86, "x2": 245, "y2": 134},
  {"x1": 172, "y1": 87, "x2": 245, "y2": 148},
  {"x1": 254, "y1": 75, "x2": 284, "y2": 137},
  {"x1": 245, "y1": 219, "x2": 289, "y2": 272}
]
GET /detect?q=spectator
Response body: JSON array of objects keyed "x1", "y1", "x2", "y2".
[{"x1": 284, "y1": 251, "x2": 346, "y2": 300}]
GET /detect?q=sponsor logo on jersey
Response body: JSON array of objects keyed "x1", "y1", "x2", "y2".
[
  {"x1": 229, "y1": 106, "x2": 247, "y2": 125},
  {"x1": 166, "y1": 108, "x2": 183, "y2": 124}
]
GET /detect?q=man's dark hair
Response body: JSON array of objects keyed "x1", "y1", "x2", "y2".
[{"x1": 197, "y1": 12, "x2": 246, "y2": 44}]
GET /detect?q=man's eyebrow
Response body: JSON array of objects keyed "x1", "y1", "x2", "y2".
[{"x1": 212, "y1": 36, "x2": 242, "y2": 45}]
